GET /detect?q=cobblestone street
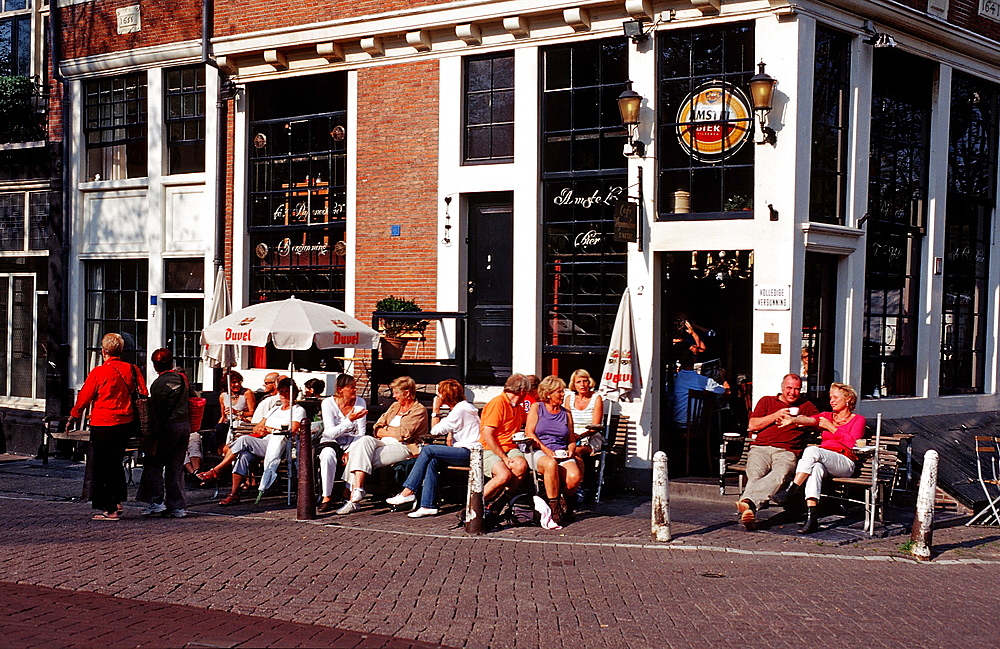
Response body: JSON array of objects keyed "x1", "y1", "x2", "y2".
[{"x1": 2, "y1": 455, "x2": 999, "y2": 648}]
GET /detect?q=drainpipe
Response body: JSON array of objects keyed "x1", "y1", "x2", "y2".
[
  {"x1": 48, "y1": 0, "x2": 72, "y2": 419},
  {"x1": 201, "y1": 0, "x2": 228, "y2": 274}
]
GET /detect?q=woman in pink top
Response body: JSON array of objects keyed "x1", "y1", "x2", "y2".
[{"x1": 773, "y1": 382, "x2": 866, "y2": 534}]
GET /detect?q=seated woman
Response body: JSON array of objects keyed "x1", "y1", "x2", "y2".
[
  {"x1": 386, "y1": 379, "x2": 480, "y2": 518},
  {"x1": 317, "y1": 374, "x2": 368, "y2": 512},
  {"x1": 773, "y1": 382, "x2": 866, "y2": 534},
  {"x1": 197, "y1": 378, "x2": 306, "y2": 506},
  {"x1": 524, "y1": 375, "x2": 581, "y2": 525},
  {"x1": 336, "y1": 376, "x2": 429, "y2": 515},
  {"x1": 565, "y1": 368, "x2": 605, "y2": 461},
  {"x1": 214, "y1": 372, "x2": 256, "y2": 453}
]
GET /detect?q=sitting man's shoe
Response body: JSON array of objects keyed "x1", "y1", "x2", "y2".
[
  {"x1": 219, "y1": 492, "x2": 240, "y2": 506},
  {"x1": 386, "y1": 492, "x2": 416, "y2": 506},
  {"x1": 165, "y1": 509, "x2": 188, "y2": 518},
  {"x1": 318, "y1": 500, "x2": 335, "y2": 513},
  {"x1": 407, "y1": 507, "x2": 439, "y2": 518},
  {"x1": 736, "y1": 499, "x2": 756, "y2": 531},
  {"x1": 141, "y1": 502, "x2": 167, "y2": 517},
  {"x1": 335, "y1": 501, "x2": 360, "y2": 515}
]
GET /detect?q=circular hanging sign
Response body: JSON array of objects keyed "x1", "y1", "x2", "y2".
[{"x1": 675, "y1": 81, "x2": 753, "y2": 162}]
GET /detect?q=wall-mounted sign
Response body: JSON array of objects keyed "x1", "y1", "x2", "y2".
[
  {"x1": 755, "y1": 284, "x2": 790, "y2": 311},
  {"x1": 760, "y1": 332, "x2": 782, "y2": 355},
  {"x1": 116, "y1": 6, "x2": 141, "y2": 34},
  {"x1": 980, "y1": 0, "x2": 1000, "y2": 22},
  {"x1": 676, "y1": 81, "x2": 753, "y2": 162},
  {"x1": 614, "y1": 201, "x2": 637, "y2": 243},
  {"x1": 552, "y1": 186, "x2": 624, "y2": 209}
]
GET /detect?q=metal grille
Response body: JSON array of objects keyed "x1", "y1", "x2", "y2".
[{"x1": 165, "y1": 299, "x2": 204, "y2": 386}]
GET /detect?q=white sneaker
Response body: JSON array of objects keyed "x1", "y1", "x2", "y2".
[
  {"x1": 165, "y1": 509, "x2": 188, "y2": 518},
  {"x1": 407, "y1": 507, "x2": 439, "y2": 518},
  {"x1": 335, "y1": 501, "x2": 360, "y2": 515},
  {"x1": 349, "y1": 488, "x2": 366, "y2": 503},
  {"x1": 140, "y1": 503, "x2": 167, "y2": 517},
  {"x1": 386, "y1": 492, "x2": 416, "y2": 506}
]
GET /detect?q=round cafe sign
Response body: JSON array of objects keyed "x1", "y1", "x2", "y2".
[{"x1": 675, "y1": 81, "x2": 753, "y2": 162}]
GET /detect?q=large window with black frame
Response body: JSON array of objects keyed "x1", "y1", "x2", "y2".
[
  {"x1": 939, "y1": 72, "x2": 998, "y2": 395},
  {"x1": 861, "y1": 50, "x2": 934, "y2": 399},
  {"x1": 84, "y1": 73, "x2": 148, "y2": 181},
  {"x1": 463, "y1": 52, "x2": 514, "y2": 164},
  {"x1": 165, "y1": 65, "x2": 206, "y2": 175},
  {"x1": 809, "y1": 26, "x2": 851, "y2": 225},
  {"x1": 247, "y1": 74, "x2": 347, "y2": 370},
  {"x1": 0, "y1": 0, "x2": 30, "y2": 76},
  {"x1": 657, "y1": 23, "x2": 755, "y2": 218},
  {"x1": 540, "y1": 38, "x2": 629, "y2": 378},
  {"x1": 84, "y1": 259, "x2": 148, "y2": 371}
]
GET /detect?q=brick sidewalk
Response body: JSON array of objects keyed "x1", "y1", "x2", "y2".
[{"x1": 0, "y1": 581, "x2": 449, "y2": 648}]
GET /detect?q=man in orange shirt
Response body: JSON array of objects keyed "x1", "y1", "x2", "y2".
[{"x1": 480, "y1": 373, "x2": 531, "y2": 502}]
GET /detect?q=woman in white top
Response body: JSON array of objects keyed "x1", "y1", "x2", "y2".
[
  {"x1": 317, "y1": 374, "x2": 368, "y2": 512},
  {"x1": 197, "y1": 378, "x2": 306, "y2": 506},
  {"x1": 385, "y1": 379, "x2": 480, "y2": 518},
  {"x1": 565, "y1": 368, "x2": 605, "y2": 457}
]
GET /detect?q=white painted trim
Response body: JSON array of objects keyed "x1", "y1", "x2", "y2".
[{"x1": 60, "y1": 41, "x2": 203, "y2": 79}]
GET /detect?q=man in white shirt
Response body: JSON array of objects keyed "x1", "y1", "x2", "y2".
[{"x1": 251, "y1": 372, "x2": 282, "y2": 423}]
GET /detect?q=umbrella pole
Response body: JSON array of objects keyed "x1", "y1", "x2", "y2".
[
  {"x1": 294, "y1": 352, "x2": 317, "y2": 520},
  {"x1": 596, "y1": 406, "x2": 613, "y2": 503}
]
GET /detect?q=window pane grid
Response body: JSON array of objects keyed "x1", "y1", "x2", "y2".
[
  {"x1": 463, "y1": 53, "x2": 515, "y2": 164},
  {"x1": 809, "y1": 27, "x2": 851, "y2": 225},
  {"x1": 84, "y1": 259, "x2": 148, "y2": 370}
]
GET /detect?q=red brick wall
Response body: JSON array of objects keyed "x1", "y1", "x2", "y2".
[
  {"x1": 59, "y1": 0, "x2": 202, "y2": 60},
  {"x1": 214, "y1": 0, "x2": 453, "y2": 38},
  {"x1": 950, "y1": 0, "x2": 1000, "y2": 41},
  {"x1": 355, "y1": 60, "x2": 439, "y2": 359}
]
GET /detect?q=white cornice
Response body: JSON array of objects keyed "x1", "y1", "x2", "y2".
[{"x1": 60, "y1": 41, "x2": 203, "y2": 79}]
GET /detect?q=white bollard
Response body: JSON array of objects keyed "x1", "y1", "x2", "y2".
[
  {"x1": 465, "y1": 445, "x2": 485, "y2": 535},
  {"x1": 652, "y1": 451, "x2": 671, "y2": 542},
  {"x1": 910, "y1": 449, "x2": 939, "y2": 561}
]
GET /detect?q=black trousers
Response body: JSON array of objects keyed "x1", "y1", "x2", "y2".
[{"x1": 89, "y1": 421, "x2": 136, "y2": 512}]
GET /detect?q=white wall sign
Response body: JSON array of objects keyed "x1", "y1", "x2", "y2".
[
  {"x1": 116, "y1": 6, "x2": 141, "y2": 34},
  {"x1": 755, "y1": 284, "x2": 790, "y2": 311},
  {"x1": 980, "y1": 0, "x2": 1000, "y2": 22}
]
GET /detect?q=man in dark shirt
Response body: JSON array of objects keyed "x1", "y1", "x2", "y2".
[
  {"x1": 736, "y1": 374, "x2": 817, "y2": 530},
  {"x1": 136, "y1": 348, "x2": 194, "y2": 518}
]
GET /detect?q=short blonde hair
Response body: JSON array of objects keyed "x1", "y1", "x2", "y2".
[
  {"x1": 537, "y1": 375, "x2": 566, "y2": 403},
  {"x1": 569, "y1": 368, "x2": 596, "y2": 393},
  {"x1": 829, "y1": 382, "x2": 858, "y2": 411},
  {"x1": 101, "y1": 333, "x2": 125, "y2": 356},
  {"x1": 390, "y1": 375, "x2": 417, "y2": 398}
]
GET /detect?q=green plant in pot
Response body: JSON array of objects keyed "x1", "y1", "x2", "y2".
[{"x1": 376, "y1": 296, "x2": 428, "y2": 359}]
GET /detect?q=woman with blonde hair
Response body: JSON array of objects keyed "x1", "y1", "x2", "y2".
[
  {"x1": 525, "y1": 375, "x2": 581, "y2": 524},
  {"x1": 565, "y1": 368, "x2": 605, "y2": 459},
  {"x1": 336, "y1": 376, "x2": 429, "y2": 515},
  {"x1": 773, "y1": 382, "x2": 866, "y2": 534}
]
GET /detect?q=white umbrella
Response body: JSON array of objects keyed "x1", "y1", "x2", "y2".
[
  {"x1": 595, "y1": 289, "x2": 641, "y2": 502},
  {"x1": 201, "y1": 296, "x2": 379, "y2": 351},
  {"x1": 203, "y1": 268, "x2": 237, "y2": 369},
  {"x1": 599, "y1": 288, "x2": 640, "y2": 402},
  {"x1": 201, "y1": 297, "x2": 379, "y2": 506}
]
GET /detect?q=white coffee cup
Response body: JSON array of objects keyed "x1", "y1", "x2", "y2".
[
  {"x1": 554, "y1": 450, "x2": 569, "y2": 459},
  {"x1": 788, "y1": 407, "x2": 800, "y2": 416}
]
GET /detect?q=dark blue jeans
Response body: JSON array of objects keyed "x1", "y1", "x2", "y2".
[{"x1": 402, "y1": 445, "x2": 471, "y2": 508}]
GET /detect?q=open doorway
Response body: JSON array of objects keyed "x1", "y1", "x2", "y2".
[{"x1": 660, "y1": 251, "x2": 753, "y2": 476}]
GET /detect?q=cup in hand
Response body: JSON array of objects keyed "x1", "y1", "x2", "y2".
[{"x1": 788, "y1": 407, "x2": 800, "y2": 416}]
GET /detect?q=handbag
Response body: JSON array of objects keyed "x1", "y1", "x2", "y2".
[
  {"x1": 128, "y1": 363, "x2": 153, "y2": 445},
  {"x1": 172, "y1": 369, "x2": 206, "y2": 432}
]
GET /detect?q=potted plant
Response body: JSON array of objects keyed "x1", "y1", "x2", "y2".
[
  {"x1": 723, "y1": 194, "x2": 753, "y2": 212},
  {"x1": 375, "y1": 295, "x2": 428, "y2": 359}
]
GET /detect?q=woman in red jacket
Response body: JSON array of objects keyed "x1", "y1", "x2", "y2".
[{"x1": 69, "y1": 333, "x2": 148, "y2": 521}]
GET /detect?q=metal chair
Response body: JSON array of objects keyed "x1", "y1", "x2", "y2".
[
  {"x1": 682, "y1": 389, "x2": 716, "y2": 476},
  {"x1": 966, "y1": 435, "x2": 1000, "y2": 526}
]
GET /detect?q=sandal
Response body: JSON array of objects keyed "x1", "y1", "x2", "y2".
[
  {"x1": 219, "y1": 492, "x2": 240, "y2": 506},
  {"x1": 92, "y1": 512, "x2": 120, "y2": 521},
  {"x1": 196, "y1": 468, "x2": 219, "y2": 484}
]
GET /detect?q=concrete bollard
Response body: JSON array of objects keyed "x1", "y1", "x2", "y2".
[
  {"x1": 910, "y1": 449, "x2": 939, "y2": 561},
  {"x1": 651, "y1": 451, "x2": 671, "y2": 542},
  {"x1": 465, "y1": 445, "x2": 485, "y2": 535}
]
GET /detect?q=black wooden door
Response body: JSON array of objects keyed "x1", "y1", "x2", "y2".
[{"x1": 466, "y1": 193, "x2": 513, "y2": 384}]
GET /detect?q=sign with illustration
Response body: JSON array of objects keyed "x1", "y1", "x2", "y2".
[{"x1": 675, "y1": 81, "x2": 753, "y2": 162}]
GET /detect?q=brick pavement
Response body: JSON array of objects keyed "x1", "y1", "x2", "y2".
[
  {"x1": 2, "y1": 456, "x2": 1000, "y2": 648},
  {"x1": 0, "y1": 581, "x2": 448, "y2": 648}
]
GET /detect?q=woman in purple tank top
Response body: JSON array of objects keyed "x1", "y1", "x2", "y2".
[{"x1": 524, "y1": 375, "x2": 582, "y2": 525}]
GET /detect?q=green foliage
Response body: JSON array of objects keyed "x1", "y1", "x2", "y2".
[
  {"x1": 0, "y1": 75, "x2": 45, "y2": 143},
  {"x1": 375, "y1": 295, "x2": 427, "y2": 337}
]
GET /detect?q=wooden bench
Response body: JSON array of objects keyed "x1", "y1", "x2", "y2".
[{"x1": 827, "y1": 433, "x2": 910, "y2": 534}]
